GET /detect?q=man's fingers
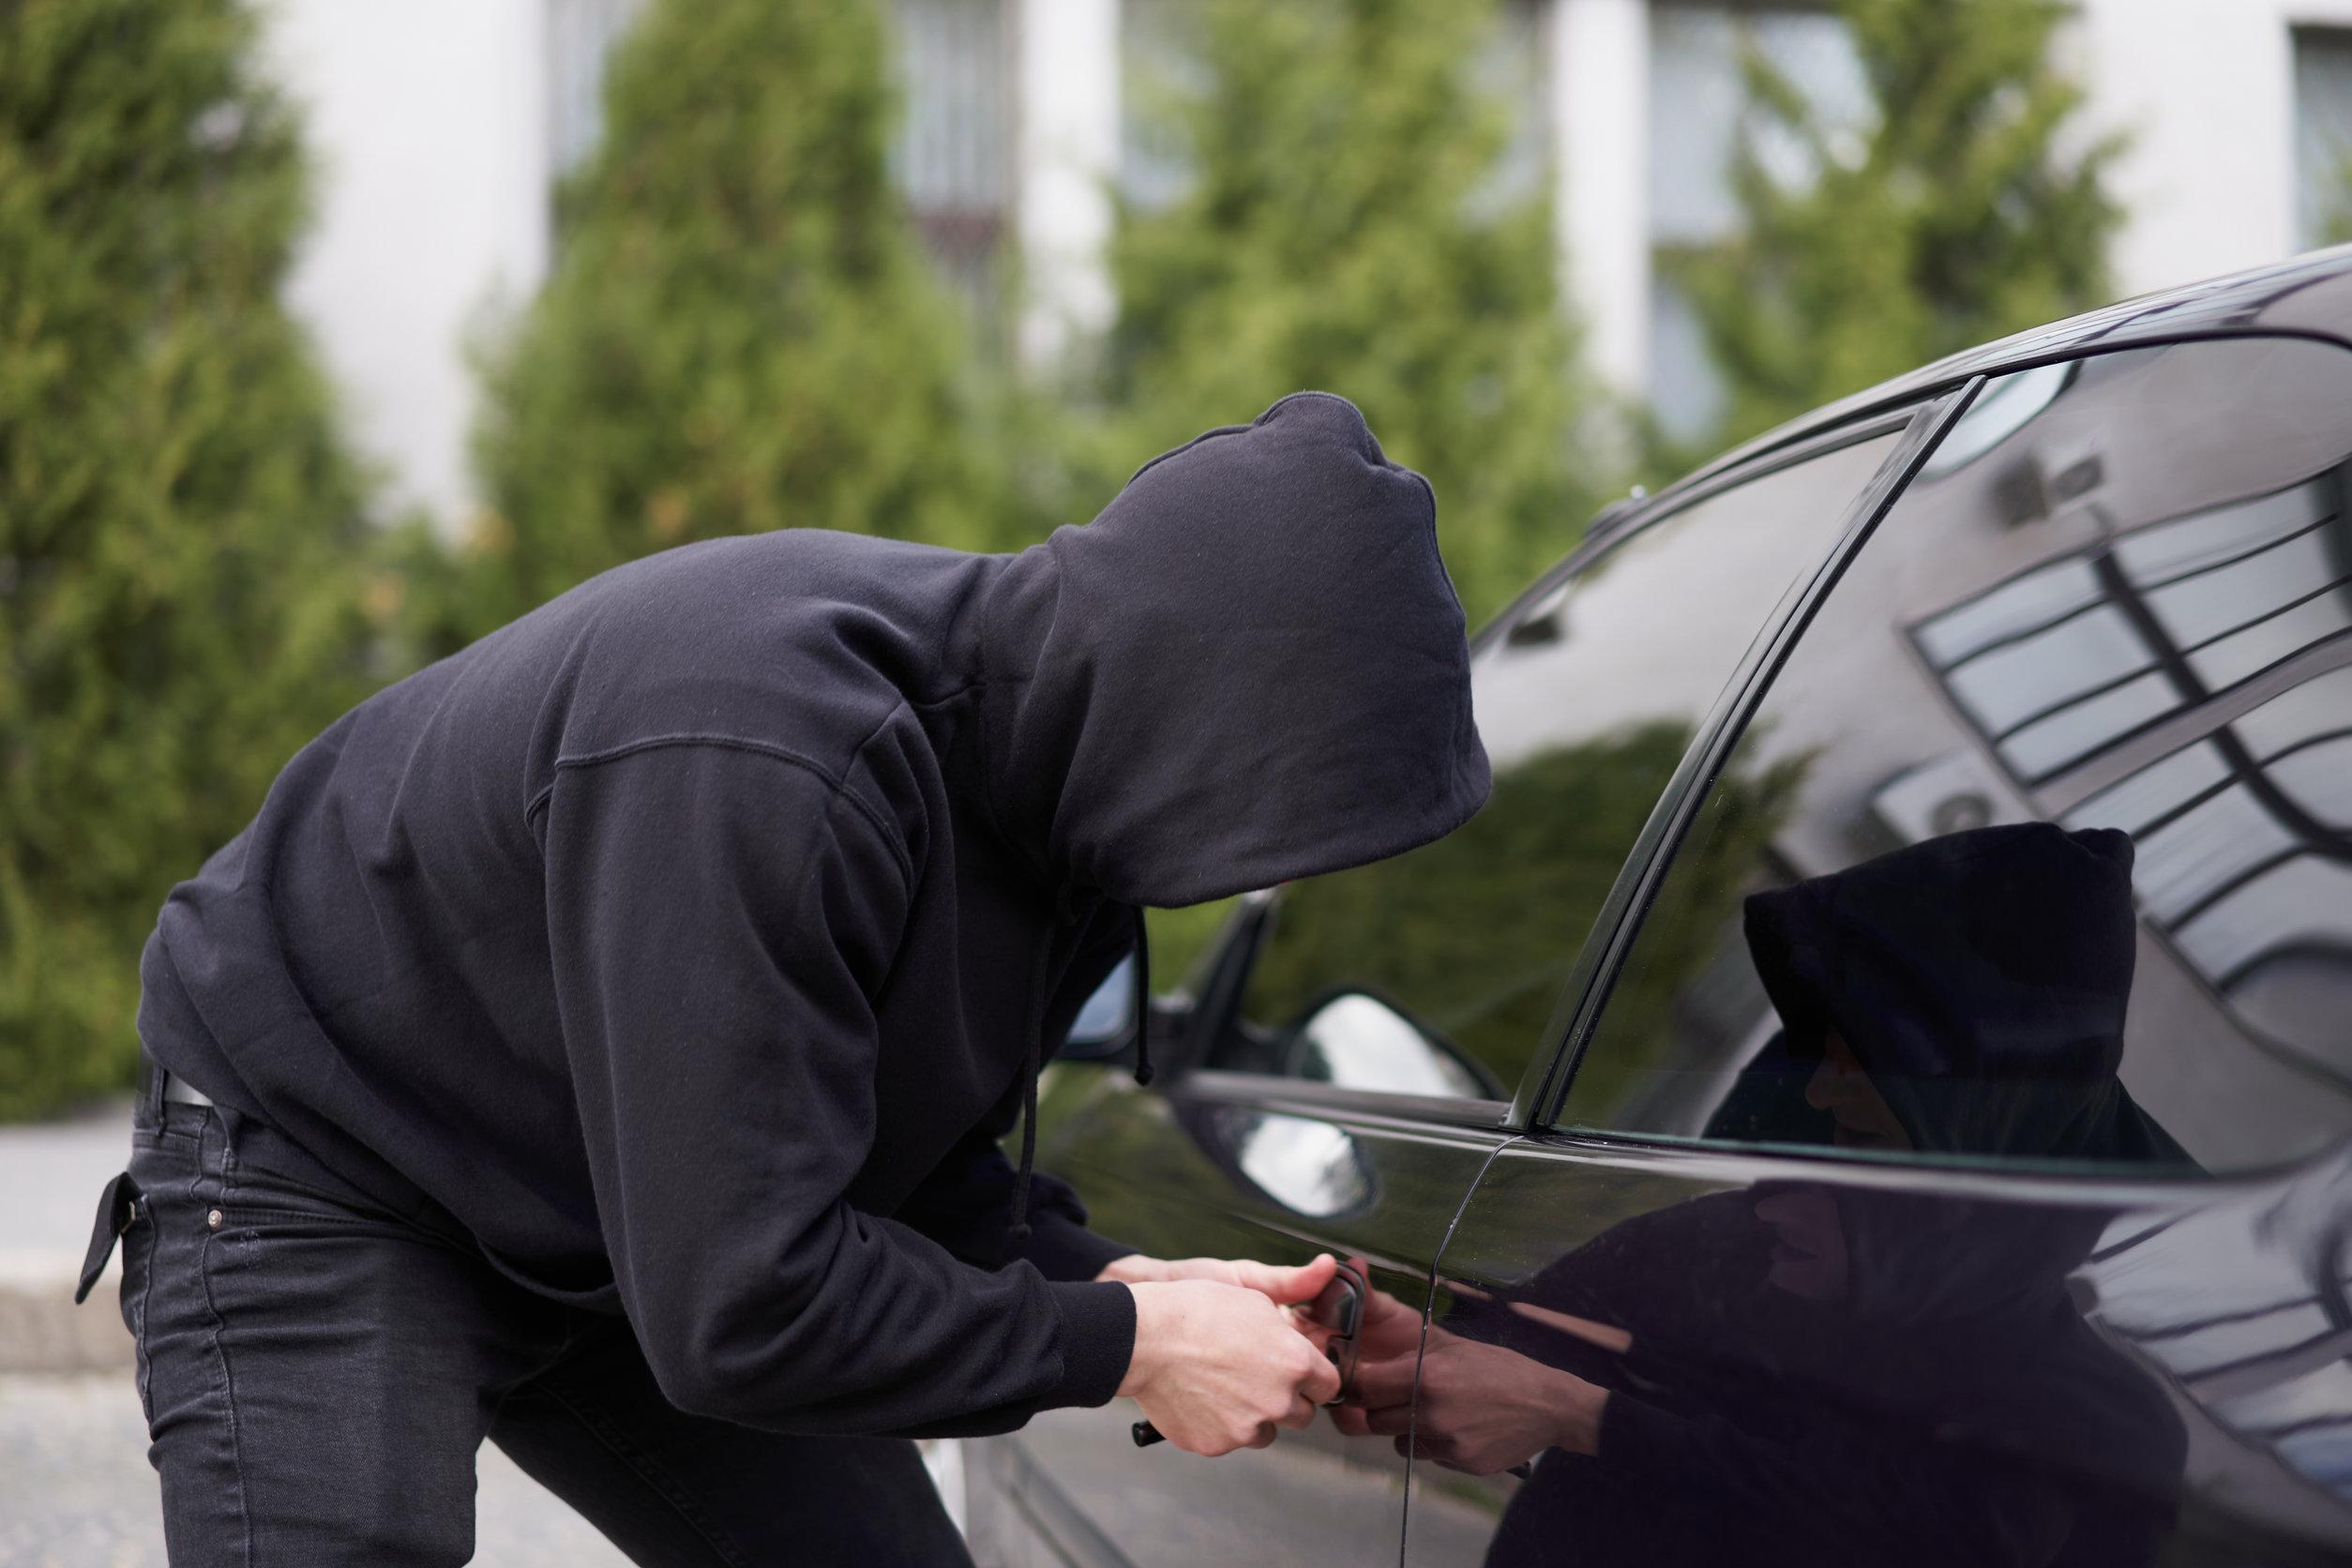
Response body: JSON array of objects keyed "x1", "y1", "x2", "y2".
[
  {"x1": 1363, "y1": 1404, "x2": 1413, "y2": 1438},
  {"x1": 1299, "y1": 1346, "x2": 1343, "y2": 1406},
  {"x1": 1278, "y1": 1394, "x2": 1318, "y2": 1431},
  {"x1": 1291, "y1": 1318, "x2": 1339, "y2": 1356},
  {"x1": 1239, "y1": 1251, "x2": 1337, "y2": 1306},
  {"x1": 1245, "y1": 1421, "x2": 1278, "y2": 1451},
  {"x1": 1329, "y1": 1403, "x2": 1374, "y2": 1438},
  {"x1": 1350, "y1": 1354, "x2": 1416, "y2": 1408}
]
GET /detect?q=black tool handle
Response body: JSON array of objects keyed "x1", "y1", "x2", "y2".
[{"x1": 1131, "y1": 1419, "x2": 1166, "y2": 1448}]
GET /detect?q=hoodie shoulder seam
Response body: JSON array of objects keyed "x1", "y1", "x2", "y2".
[{"x1": 533, "y1": 734, "x2": 913, "y2": 886}]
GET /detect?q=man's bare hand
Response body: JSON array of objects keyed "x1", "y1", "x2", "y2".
[
  {"x1": 1097, "y1": 1251, "x2": 1338, "y2": 1312},
  {"x1": 1117, "y1": 1280, "x2": 1344, "y2": 1456},
  {"x1": 1331, "y1": 1326, "x2": 1607, "y2": 1473}
]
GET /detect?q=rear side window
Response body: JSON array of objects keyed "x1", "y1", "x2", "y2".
[
  {"x1": 1562, "y1": 337, "x2": 2352, "y2": 1173},
  {"x1": 1218, "y1": 428, "x2": 1907, "y2": 1100}
]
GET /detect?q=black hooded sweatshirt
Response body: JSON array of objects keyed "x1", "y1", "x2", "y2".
[{"x1": 137, "y1": 391, "x2": 1490, "y2": 1437}]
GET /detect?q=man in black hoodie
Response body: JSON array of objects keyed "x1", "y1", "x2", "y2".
[{"x1": 86, "y1": 392, "x2": 1491, "y2": 1564}]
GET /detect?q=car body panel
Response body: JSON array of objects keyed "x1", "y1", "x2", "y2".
[
  {"x1": 1410, "y1": 1139, "x2": 2352, "y2": 1565},
  {"x1": 964, "y1": 252, "x2": 2352, "y2": 1566},
  {"x1": 965, "y1": 1067, "x2": 1510, "y2": 1565}
]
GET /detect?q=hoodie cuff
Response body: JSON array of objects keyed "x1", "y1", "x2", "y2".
[
  {"x1": 1047, "y1": 1280, "x2": 1136, "y2": 1410},
  {"x1": 1595, "y1": 1389, "x2": 1677, "y2": 1465},
  {"x1": 1022, "y1": 1210, "x2": 1139, "y2": 1283}
]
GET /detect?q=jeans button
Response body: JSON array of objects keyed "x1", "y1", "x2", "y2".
[{"x1": 205, "y1": 1209, "x2": 223, "y2": 1229}]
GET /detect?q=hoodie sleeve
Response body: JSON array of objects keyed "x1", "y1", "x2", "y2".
[
  {"x1": 897, "y1": 1121, "x2": 1138, "y2": 1282},
  {"x1": 538, "y1": 742, "x2": 1135, "y2": 1436}
]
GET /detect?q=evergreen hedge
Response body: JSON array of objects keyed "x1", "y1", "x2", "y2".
[
  {"x1": 1670, "y1": 0, "x2": 2123, "y2": 449},
  {"x1": 396, "y1": 0, "x2": 1019, "y2": 661},
  {"x1": 1088, "y1": 0, "x2": 1606, "y2": 633},
  {"x1": 0, "y1": 0, "x2": 381, "y2": 1118}
]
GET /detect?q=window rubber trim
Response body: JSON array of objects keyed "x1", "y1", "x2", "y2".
[{"x1": 1510, "y1": 379, "x2": 1990, "y2": 1131}]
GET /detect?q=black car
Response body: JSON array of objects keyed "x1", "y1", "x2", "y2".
[{"x1": 956, "y1": 251, "x2": 2352, "y2": 1566}]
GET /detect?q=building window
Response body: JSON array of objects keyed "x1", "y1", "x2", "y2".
[
  {"x1": 548, "y1": 0, "x2": 649, "y2": 176},
  {"x1": 2293, "y1": 27, "x2": 2352, "y2": 251},
  {"x1": 1117, "y1": 0, "x2": 1551, "y2": 218},
  {"x1": 893, "y1": 0, "x2": 1014, "y2": 312},
  {"x1": 1646, "y1": 2, "x2": 1868, "y2": 447},
  {"x1": 1119, "y1": 0, "x2": 1207, "y2": 213}
]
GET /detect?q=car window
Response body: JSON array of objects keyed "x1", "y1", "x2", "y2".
[
  {"x1": 1560, "y1": 337, "x2": 2352, "y2": 1173},
  {"x1": 1216, "y1": 427, "x2": 1907, "y2": 1099}
]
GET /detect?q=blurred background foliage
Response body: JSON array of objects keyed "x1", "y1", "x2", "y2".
[
  {"x1": 1078, "y1": 0, "x2": 1600, "y2": 629},
  {"x1": 1666, "y1": 0, "x2": 2122, "y2": 456},
  {"x1": 0, "y1": 0, "x2": 381, "y2": 1117},
  {"x1": 388, "y1": 0, "x2": 1024, "y2": 663},
  {"x1": 2, "y1": 0, "x2": 2126, "y2": 1116}
]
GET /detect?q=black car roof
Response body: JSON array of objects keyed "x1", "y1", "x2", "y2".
[{"x1": 1593, "y1": 242, "x2": 2352, "y2": 552}]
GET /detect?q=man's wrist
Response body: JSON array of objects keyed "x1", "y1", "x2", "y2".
[
  {"x1": 1549, "y1": 1371, "x2": 1608, "y2": 1456},
  {"x1": 1115, "y1": 1282, "x2": 1157, "y2": 1396}
]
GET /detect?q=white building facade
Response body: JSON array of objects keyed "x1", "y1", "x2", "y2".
[{"x1": 263, "y1": 0, "x2": 2352, "y2": 527}]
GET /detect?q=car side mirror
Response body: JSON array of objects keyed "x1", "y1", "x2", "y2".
[
  {"x1": 1283, "y1": 989, "x2": 1504, "y2": 1099},
  {"x1": 1060, "y1": 954, "x2": 1138, "y2": 1060}
]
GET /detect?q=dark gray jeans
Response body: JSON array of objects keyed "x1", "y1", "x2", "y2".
[{"x1": 97, "y1": 1093, "x2": 970, "y2": 1566}]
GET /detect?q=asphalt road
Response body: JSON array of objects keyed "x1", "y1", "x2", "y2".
[{"x1": 0, "y1": 1374, "x2": 631, "y2": 1567}]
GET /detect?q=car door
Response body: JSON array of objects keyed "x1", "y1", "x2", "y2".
[
  {"x1": 1410, "y1": 336, "x2": 2352, "y2": 1566},
  {"x1": 959, "y1": 414, "x2": 1929, "y2": 1567}
]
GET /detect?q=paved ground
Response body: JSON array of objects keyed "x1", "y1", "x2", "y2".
[
  {"x1": 0, "y1": 1099, "x2": 142, "y2": 1375},
  {"x1": 0, "y1": 1102, "x2": 630, "y2": 1563},
  {"x1": 0, "y1": 1374, "x2": 632, "y2": 1566}
]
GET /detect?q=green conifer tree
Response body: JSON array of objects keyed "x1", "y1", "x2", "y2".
[
  {"x1": 1092, "y1": 0, "x2": 1603, "y2": 632},
  {"x1": 1092, "y1": 0, "x2": 1604, "y2": 971},
  {"x1": 0, "y1": 0, "x2": 380, "y2": 1116},
  {"x1": 1672, "y1": 0, "x2": 2123, "y2": 448},
  {"x1": 400, "y1": 0, "x2": 1016, "y2": 657}
]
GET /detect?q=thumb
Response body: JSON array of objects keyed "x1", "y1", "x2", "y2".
[{"x1": 1244, "y1": 1252, "x2": 1337, "y2": 1307}]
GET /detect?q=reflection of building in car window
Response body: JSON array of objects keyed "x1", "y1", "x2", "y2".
[
  {"x1": 2080, "y1": 1147, "x2": 2352, "y2": 1518},
  {"x1": 1913, "y1": 473, "x2": 2352, "y2": 1087},
  {"x1": 1562, "y1": 338, "x2": 2352, "y2": 1172}
]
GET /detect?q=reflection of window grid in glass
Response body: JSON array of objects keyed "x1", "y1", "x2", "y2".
[
  {"x1": 893, "y1": 0, "x2": 1011, "y2": 307},
  {"x1": 2084, "y1": 1206, "x2": 2352, "y2": 1504},
  {"x1": 1915, "y1": 479, "x2": 2352, "y2": 787},
  {"x1": 1913, "y1": 479, "x2": 2352, "y2": 1084}
]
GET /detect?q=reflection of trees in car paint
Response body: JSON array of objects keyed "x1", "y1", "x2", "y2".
[{"x1": 1238, "y1": 723, "x2": 1805, "y2": 1099}]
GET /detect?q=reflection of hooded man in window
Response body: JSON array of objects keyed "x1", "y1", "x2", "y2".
[
  {"x1": 1717, "y1": 821, "x2": 2189, "y2": 1166},
  {"x1": 1343, "y1": 823, "x2": 2189, "y2": 1567}
]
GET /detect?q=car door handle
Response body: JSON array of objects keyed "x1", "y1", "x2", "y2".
[{"x1": 1133, "y1": 1258, "x2": 1371, "y2": 1449}]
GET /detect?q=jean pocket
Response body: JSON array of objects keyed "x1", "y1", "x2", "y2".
[{"x1": 214, "y1": 1165, "x2": 432, "y2": 1244}]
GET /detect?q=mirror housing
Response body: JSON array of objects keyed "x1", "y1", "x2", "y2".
[
  {"x1": 1060, "y1": 954, "x2": 1138, "y2": 1061},
  {"x1": 1283, "y1": 989, "x2": 1505, "y2": 1100}
]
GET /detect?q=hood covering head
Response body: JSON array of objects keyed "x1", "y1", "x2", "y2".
[
  {"x1": 979, "y1": 392, "x2": 1491, "y2": 908},
  {"x1": 1740, "y1": 822, "x2": 2188, "y2": 1164}
]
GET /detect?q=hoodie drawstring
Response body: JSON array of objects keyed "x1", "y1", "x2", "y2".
[
  {"x1": 1006, "y1": 900, "x2": 1156, "y2": 1256},
  {"x1": 1130, "y1": 905, "x2": 1154, "y2": 1088},
  {"x1": 1005, "y1": 938, "x2": 1051, "y2": 1252}
]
